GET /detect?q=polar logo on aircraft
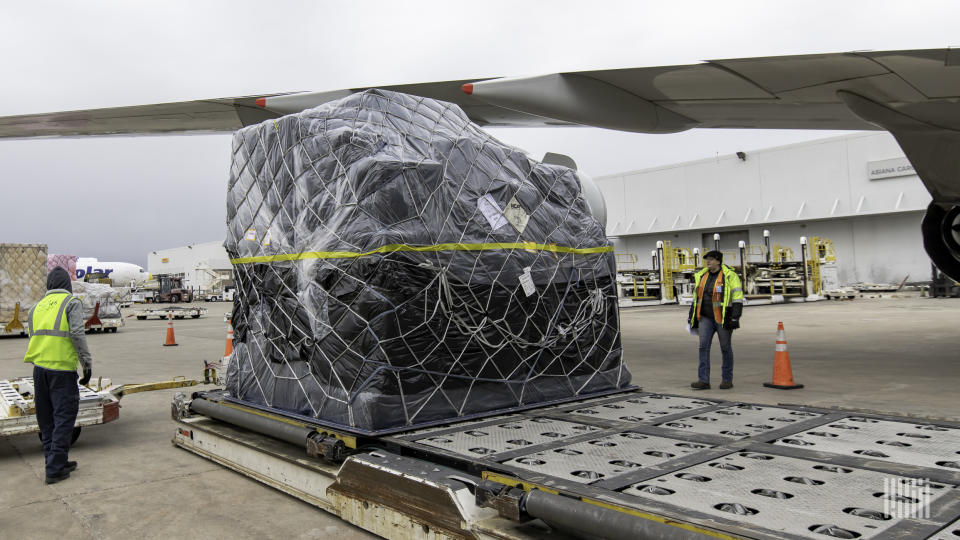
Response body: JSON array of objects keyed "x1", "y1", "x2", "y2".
[{"x1": 76, "y1": 266, "x2": 114, "y2": 279}]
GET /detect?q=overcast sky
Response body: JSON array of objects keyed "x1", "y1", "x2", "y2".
[{"x1": 1, "y1": 1, "x2": 957, "y2": 266}]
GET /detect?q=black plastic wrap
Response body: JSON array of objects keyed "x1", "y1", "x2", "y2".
[{"x1": 224, "y1": 89, "x2": 629, "y2": 432}]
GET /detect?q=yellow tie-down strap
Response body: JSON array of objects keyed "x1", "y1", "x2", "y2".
[
  {"x1": 119, "y1": 377, "x2": 200, "y2": 395},
  {"x1": 481, "y1": 471, "x2": 743, "y2": 540},
  {"x1": 230, "y1": 242, "x2": 613, "y2": 265}
]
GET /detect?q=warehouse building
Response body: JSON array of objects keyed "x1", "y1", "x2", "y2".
[
  {"x1": 596, "y1": 132, "x2": 931, "y2": 286},
  {"x1": 146, "y1": 241, "x2": 233, "y2": 292}
]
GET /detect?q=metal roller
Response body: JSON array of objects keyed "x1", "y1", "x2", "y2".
[
  {"x1": 189, "y1": 396, "x2": 315, "y2": 447},
  {"x1": 523, "y1": 489, "x2": 702, "y2": 540}
]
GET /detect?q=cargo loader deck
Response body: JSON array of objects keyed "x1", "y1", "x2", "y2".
[
  {"x1": 134, "y1": 306, "x2": 207, "y2": 320},
  {"x1": 172, "y1": 391, "x2": 960, "y2": 539},
  {"x1": 2, "y1": 378, "x2": 119, "y2": 442},
  {"x1": 2, "y1": 376, "x2": 198, "y2": 443}
]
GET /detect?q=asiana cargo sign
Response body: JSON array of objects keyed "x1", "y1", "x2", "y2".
[{"x1": 867, "y1": 157, "x2": 915, "y2": 180}]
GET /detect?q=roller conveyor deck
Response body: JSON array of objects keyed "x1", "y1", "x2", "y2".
[{"x1": 172, "y1": 390, "x2": 960, "y2": 539}]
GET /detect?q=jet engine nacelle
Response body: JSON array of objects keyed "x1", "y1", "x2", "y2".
[
  {"x1": 541, "y1": 152, "x2": 606, "y2": 229},
  {"x1": 575, "y1": 170, "x2": 607, "y2": 230}
]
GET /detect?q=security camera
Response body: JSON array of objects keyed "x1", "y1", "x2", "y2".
[{"x1": 736, "y1": 151, "x2": 747, "y2": 161}]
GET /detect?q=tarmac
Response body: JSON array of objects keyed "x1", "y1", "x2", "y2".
[{"x1": 0, "y1": 296, "x2": 957, "y2": 539}]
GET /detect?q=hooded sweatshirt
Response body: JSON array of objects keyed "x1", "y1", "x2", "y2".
[{"x1": 28, "y1": 267, "x2": 92, "y2": 371}]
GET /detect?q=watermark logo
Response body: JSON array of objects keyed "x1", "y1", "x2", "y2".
[{"x1": 882, "y1": 477, "x2": 931, "y2": 519}]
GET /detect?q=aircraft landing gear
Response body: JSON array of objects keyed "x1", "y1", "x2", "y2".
[{"x1": 922, "y1": 202, "x2": 960, "y2": 281}]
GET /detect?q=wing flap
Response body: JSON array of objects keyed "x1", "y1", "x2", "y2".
[
  {"x1": 864, "y1": 49, "x2": 960, "y2": 99},
  {"x1": 711, "y1": 52, "x2": 890, "y2": 94}
]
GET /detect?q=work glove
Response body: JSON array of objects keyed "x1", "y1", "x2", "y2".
[
  {"x1": 79, "y1": 366, "x2": 92, "y2": 386},
  {"x1": 724, "y1": 318, "x2": 740, "y2": 331}
]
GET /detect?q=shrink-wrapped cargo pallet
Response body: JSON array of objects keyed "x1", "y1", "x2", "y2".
[
  {"x1": 1, "y1": 244, "x2": 47, "y2": 327},
  {"x1": 71, "y1": 281, "x2": 124, "y2": 319},
  {"x1": 47, "y1": 254, "x2": 78, "y2": 279},
  {"x1": 225, "y1": 90, "x2": 630, "y2": 433}
]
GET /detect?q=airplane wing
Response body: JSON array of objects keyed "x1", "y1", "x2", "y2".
[
  {"x1": 0, "y1": 80, "x2": 568, "y2": 139},
  {"x1": 4, "y1": 48, "x2": 959, "y2": 139},
  {"x1": 0, "y1": 96, "x2": 278, "y2": 139},
  {"x1": 2, "y1": 47, "x2": 959, "y2": 278}
]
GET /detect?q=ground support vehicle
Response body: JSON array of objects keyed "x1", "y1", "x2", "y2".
[
  {"x1": 204, "y1": 287, "x2": 236, "y2": 302},
  {"x1": 824, "y1": 288, "x2": 858, "y2": 300},
  {"x1": 172, "y1": 389, "x2": 960, "y2": 539},
  {"x1": 151, "y1": 275, "x2": 194, "y2": 303},
  {"x1": 135, "y1": 307, "x2": 207, "y2": 320},
  {"x1": 743, "y1": 261, "x2": 807, "y2": 299},
  {"x1": 2, "y1": 376, "x2": 197, "y2": 444},
  {"x1": 615, "y1": 270, "x2": 661, "y2": 304},
  {"x1": 130, "y1": 290, "x2": 154, "y2": 303},
  {"x1": 1, "y1": 303, "x2": 28, "y2": 337},
  {"x1": 930, "y1": 273, "x2": 960, "y2": 298},
  {"x1": 83, "y1": 302, "x2": 124, "y2": 333}
]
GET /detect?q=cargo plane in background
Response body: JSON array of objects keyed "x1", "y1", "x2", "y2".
[
  {"x1": 76, "y1": 258, "x2": 149, "y2": 287},
  {"x1": 2, "y1": 48, "x2": 959, "y2": 280}
]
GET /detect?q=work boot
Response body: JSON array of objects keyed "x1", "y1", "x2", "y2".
[
  {"x1": 45, "y1": 471, "x2": 70, "y2": 485},
  {"x1": 64, "y1": 461, "x2": 78, "y2": 473},
  {"x1": 719, "y1": 381, "x2": 733, "y2": 390},
  {"x1": 690, "y1": 381, "x2": 710, "y2": 390}
]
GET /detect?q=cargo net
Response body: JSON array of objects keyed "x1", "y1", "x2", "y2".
[
  {"x1": 1, "y1": 244, "x2": 48, "y2": 323},
  {"x1": 225, "y1": 89, "x2": 630, "y2": 433}
]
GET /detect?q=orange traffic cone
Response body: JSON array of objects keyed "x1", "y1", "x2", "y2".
[
  {"x1": 163, "y1": 313, "x2": 178, "y2": 346},
  {"x1": 763, "y1": 321, "x2": 803, "y2": 389},
  {"x1": 224, "y1": 319, "x2": 234, "y2": 357}
]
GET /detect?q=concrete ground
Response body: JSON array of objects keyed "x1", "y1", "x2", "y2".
[
  {"x1": 0, "y1": 296, "x2": 957, "y2": 538},
  {"x1": 621, "y1": 295, "x2": 960, "y2": 420},
  {"x1": 0, "y1": 303, "x2": 375, "y2": 540}
]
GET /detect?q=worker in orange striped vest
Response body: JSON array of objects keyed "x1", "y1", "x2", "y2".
[{"x1": 687, "y1": 250, "x2": 744, "y2": 390}]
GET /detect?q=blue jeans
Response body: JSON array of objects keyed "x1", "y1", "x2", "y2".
[
  {"x1": 697, "y1": 317, "x2": 733, "y2": 383},
  {"x1": 33, "y1": 365, "x2": 79, "y2": 477}
]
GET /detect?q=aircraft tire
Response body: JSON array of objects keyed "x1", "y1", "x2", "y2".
[{"x1": 922, "y1": 202, "x2": 960, "y2": 281}]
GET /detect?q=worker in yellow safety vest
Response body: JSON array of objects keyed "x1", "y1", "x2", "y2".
[
  {"x1": 687, "y1": 250, "x2": 744, "y2": 390},
  {"x1": 23, "y1": 267, "x2": 93, "y2": 484}
]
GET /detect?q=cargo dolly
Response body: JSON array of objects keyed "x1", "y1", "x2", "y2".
[
  {"x1": 84, "y1": 301, "x2": 124, "y2": 333},
  {"x1": 2, "y1": 376, "x2": 198, "y2": 444},
  {"x1": 1, "y1": 302, "x2": 27, "y2": 337},
  {"x1": 172, "y1": 389, "x2": 960, "y2": 539},
  {"x1": 134, "y1": 306, "x2": 207, "y2": 320}
]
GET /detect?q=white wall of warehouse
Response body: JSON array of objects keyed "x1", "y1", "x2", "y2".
[
  {"x1": 147, "y1": 241, "x2": 232, "y2": 291},
  {"x1": 596, "y1": 132, "x2": 932, "y2": 285},
  {"x1": 611, "y1": 213, "x2": 925, "y2": 285}
]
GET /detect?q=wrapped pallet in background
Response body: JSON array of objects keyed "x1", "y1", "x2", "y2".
[
  {"x1": 225, "y1": 90, "x2": 630, "y2": 432},
  {"x1": 0, "y1": 244, "x2": 47, "y2": 330},
  {"x1": 71, "y1": 281, "x2": 125, "y2": 320},
  {"x1": 47, "y1": 254, "x2": 78, "y2": 279}
]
